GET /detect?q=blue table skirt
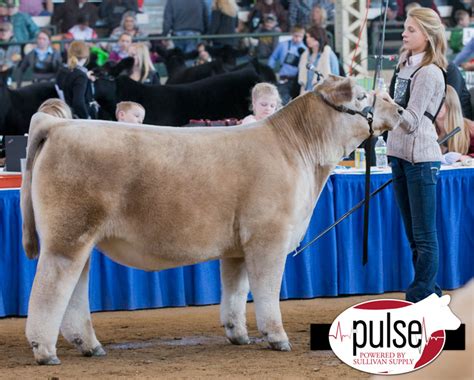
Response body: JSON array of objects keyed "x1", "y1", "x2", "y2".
[{"x1": 1, "y1": 169, "x2": 473, "y2": 317}]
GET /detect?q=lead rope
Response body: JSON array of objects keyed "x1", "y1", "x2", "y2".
[
  {"x1": 293, "y1": 127, "x2": 461, "y2": 257},
  {"x1": 361, "y1": 0, "x2": 391, "y2": 265}
]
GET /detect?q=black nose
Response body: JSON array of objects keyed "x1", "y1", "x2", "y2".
[{"x1": 397, "y1": 107, "x2": 404, "y2": 115}]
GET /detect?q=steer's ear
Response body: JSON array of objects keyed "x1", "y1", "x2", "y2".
[{"x1": 316, "y1": 76, "x2": 354, "y2": 106}]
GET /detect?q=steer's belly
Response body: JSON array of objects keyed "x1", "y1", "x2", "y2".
[{"x1": 97, "y1": 237, "x2": 237, "y2": 271}]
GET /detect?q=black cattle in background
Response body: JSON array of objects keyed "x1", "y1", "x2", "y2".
[
  {"x1": 0, "y1": 81, "x2": 57, "y2": 135},
  {"x1": 95, "y1": 67, "x2": 262, "y2": 126}
]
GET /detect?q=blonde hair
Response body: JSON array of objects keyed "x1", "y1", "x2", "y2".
[
  {"x1": 311, "y1": 5, "x2": 327, "y2": 28},
  {"x1": 212, "y1": 0, "x2": 238, "y2": 18},
  {"x1": 38, "y1": 98, "x2": 73, "y2": 119},
  {"x1": 67, "y1": 41, "x2": 90, "y2": 69},
  {"x1": 250, "y1": 82, "x2": 282, "y2": 111},
  {"x1": 441, "y1": 86, "x2": 470, "y2": 154},
  {"x1": 115, "y1": 101, "x2": 145, "y2": 119},
  {"x1": 400, "y1": 7, "x2": 447, "y2": 69},
  {"x1": 130, "y1": 43, "x2": 155, "y2": 83}
]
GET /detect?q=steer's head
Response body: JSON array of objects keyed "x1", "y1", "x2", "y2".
[{"x1": 315, "y1": 75, "x2": 403, "y2": 139}]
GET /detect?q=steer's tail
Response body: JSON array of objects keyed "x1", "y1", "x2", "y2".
[{"x1": 20, "y1": 113, "x2": 56, "y2": 259}]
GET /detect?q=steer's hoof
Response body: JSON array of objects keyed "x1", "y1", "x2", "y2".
[
  {"x1": 37, "y1": 356, "x2": 61, "y2": 365},
  {"x1": 228, "y1": 335, "x2": 250, "y2": 345},
  {"x1": 269, "y1": 341, "x2": 292, "y2": 352},
  {"x1": 83, "y1": 345, "x2": 106, "y2": 357}
]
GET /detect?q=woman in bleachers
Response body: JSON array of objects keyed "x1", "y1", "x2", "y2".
[
  {"x1": 109, "y1": 11, "x2": 147, "y2": 51},
  {"x1": 435, "y1": 85, "x2": 474, "y2": 161},
  {"x1": 297, "y1": 25, "x2": 339, "y2": 95},
  {"x1": 127, "y1": 42, "x2": 159, "y2": 84},
  {"x1": 17, "y1": 28, "x2": 62, "y2": 87},
  {"x1": 108, "y1": 32, "x2": 132, "y2": 63}
]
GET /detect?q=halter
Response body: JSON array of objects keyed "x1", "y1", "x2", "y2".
[{"x1": 315, "y1": 91, "x2": 375, "y2": 125}]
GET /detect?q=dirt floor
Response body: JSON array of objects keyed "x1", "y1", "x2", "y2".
[{"x1": 0, "y1": 292, "x2": 408, "y2": 379}]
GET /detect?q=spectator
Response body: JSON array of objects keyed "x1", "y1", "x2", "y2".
[
  {"x1": 38, "y1": 98, "x2": 73, "y2": 119},
  {"x1": 209, "y1": 0, "x2": 238, "y2": 47},
  {"x1": 162, "y1": 0, "x2": 208, "y2": 54},
  {"x1": 115, "y1": 100, "x2": 145, "y2": 123},
  {"x1": 435, "y1": 85, "x2": 473, "y2": 161},
  {"x1": 310, "y1": 4, "x2": 326, "y2": 28},
  {"x1": 241, "y1": 82, "x2": 282, "y2": 124},
  {"x1": 446, "y1": 62, "x2": 473, "y2": 119},
  {"x1": 52, "y1": 0, "x2": 98, "y2": 34},
  {"x1": 0, "y1": 0, "x2": 38, "y2": 42},
  {"x1": 449, "y1": 9, "x2": 471, "y2": 54},
  {"x1": 109, "y1": 11, "x2": 147, "y2": 50},
  {"x1": 396, "y1": 0, "x2": 439, "y2": 21},
  {"x1": 254, "y1": 13, "x2": 281, "y2": 59},
  {"x1": 194, "y1": 42, "x2": 212, "y2": 65},
  {"x1": 298, "y1": 25, "x2": 339, "y2": 95},
  {"x1": 17, "y1": 29, "x2": 62, "y2": 87},
  {"x1": 449, "y1": 0, "x2": 472, "y2": 28},
  {"x1": 453, "y1": 37, "x2": 473, "y2": 69},
  {"x1": 99, "y1": 0, "x2": 138, "y2": 33},
  {"x1": 56, "y1": 40, "x2": 97, "y2": 119},
  {"x1": 268, "y1": 25, "x2": 306, "y2": 104},
  {"x1": 20, "y1": 0, "x2": 53, "y2": 16},
  {"x1": 289, "y1": 0, "x2": 334, "y2": 29},
  {"x1": 108, "y1": 32, "x2": 132, "y2": 63},
  {"x1": 0, "y1": 21, "x2": 21, "y2": 84},
  {"x1": 247, "y1": 0, "x2": 288, "y2": 32},
  {"x1": 128, "y1": 42, "x2": 159, "y2": 84},
  {"x1": 65, "y1": 14, "x2": 98, "y2": 41}
]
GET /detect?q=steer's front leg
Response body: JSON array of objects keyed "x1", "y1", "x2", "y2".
[{"x1": 245, "y1": 242, "x2": 290, "y2": 351}]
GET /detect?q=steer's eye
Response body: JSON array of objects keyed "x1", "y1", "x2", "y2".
[{"x1": 357, "y1": 93, "x2": 367, "y2": 101}]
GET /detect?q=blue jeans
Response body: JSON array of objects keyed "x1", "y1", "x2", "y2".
[
  {"x1": 174, "y1": 31, "x2": 201, "y2": 54},
  {"x1": 390, "y1": 157, "x2": 442, "y2": 303}
]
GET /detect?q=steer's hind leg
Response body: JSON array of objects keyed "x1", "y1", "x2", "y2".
[
  {"x1": 60, "y1": 258, "x2": 105, "y2": 357},
  {"x1": 26, "y1": 244, "x2": 93, "y2": 365},
  {"x1": 220, "y1": 258, "x2": 250, "y2": 345},
  {"x1": 245, "y1": 247, "x2": 290, "y2": 351}
]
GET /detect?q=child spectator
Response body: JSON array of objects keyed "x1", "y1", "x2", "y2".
[
  {"x1": 195, "y1": 42, "x2": 212, "y2": 65},
  {"x1": 267, "y1": 25, "x2": 306, "y2": 104},
  {"x1": 65, "y1": 14, "x2": 98, "y2": 41},
  {"x1": 116, "y1": 100, "x2": 145, "y2": 123},
  {"x1": 254, "y1": 13, "x2": 281, "y2": 59},
  {"x1": 38, "y1": 98, "x2": 73, "y2": 119},
  {"x1": 449, "y1": 9, "x2": 471, "y2": 54},
  {"x1": 241, "y1": 82, "x2": 282, "y2": 124},
  {"x1": 109, "y1": 32, "x2": 132, "y2": 62},
  {"x1": 0, "y1": 21, "x2": 21, "y2": 85},
  {"x1": 17, "y1": 29, "x2": 62, "y2": 87},
  {"x1": 0, "y1": 0, "x2": 39, "y2": 42}
]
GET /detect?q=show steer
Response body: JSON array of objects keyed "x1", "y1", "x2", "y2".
[{"x1": 21, "y1": 76, "x2": 403, "y2": 365}]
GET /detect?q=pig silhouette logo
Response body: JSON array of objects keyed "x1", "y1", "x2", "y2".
[{"x1": 328, "y1": 294, "x2": 461, "y2": 375}]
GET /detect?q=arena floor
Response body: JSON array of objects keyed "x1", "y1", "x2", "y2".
[{"x1": 0, "y1": 293, "x2": 411, "y2": 379}]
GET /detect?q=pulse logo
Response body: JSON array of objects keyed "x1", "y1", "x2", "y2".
[{"x1": 328, "y1": 295, "x2": 461, "y2": 375}]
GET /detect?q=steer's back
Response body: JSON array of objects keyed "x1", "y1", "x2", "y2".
[{"x1": 30, "y1": 115, "x2": 302, "y2": 270}]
